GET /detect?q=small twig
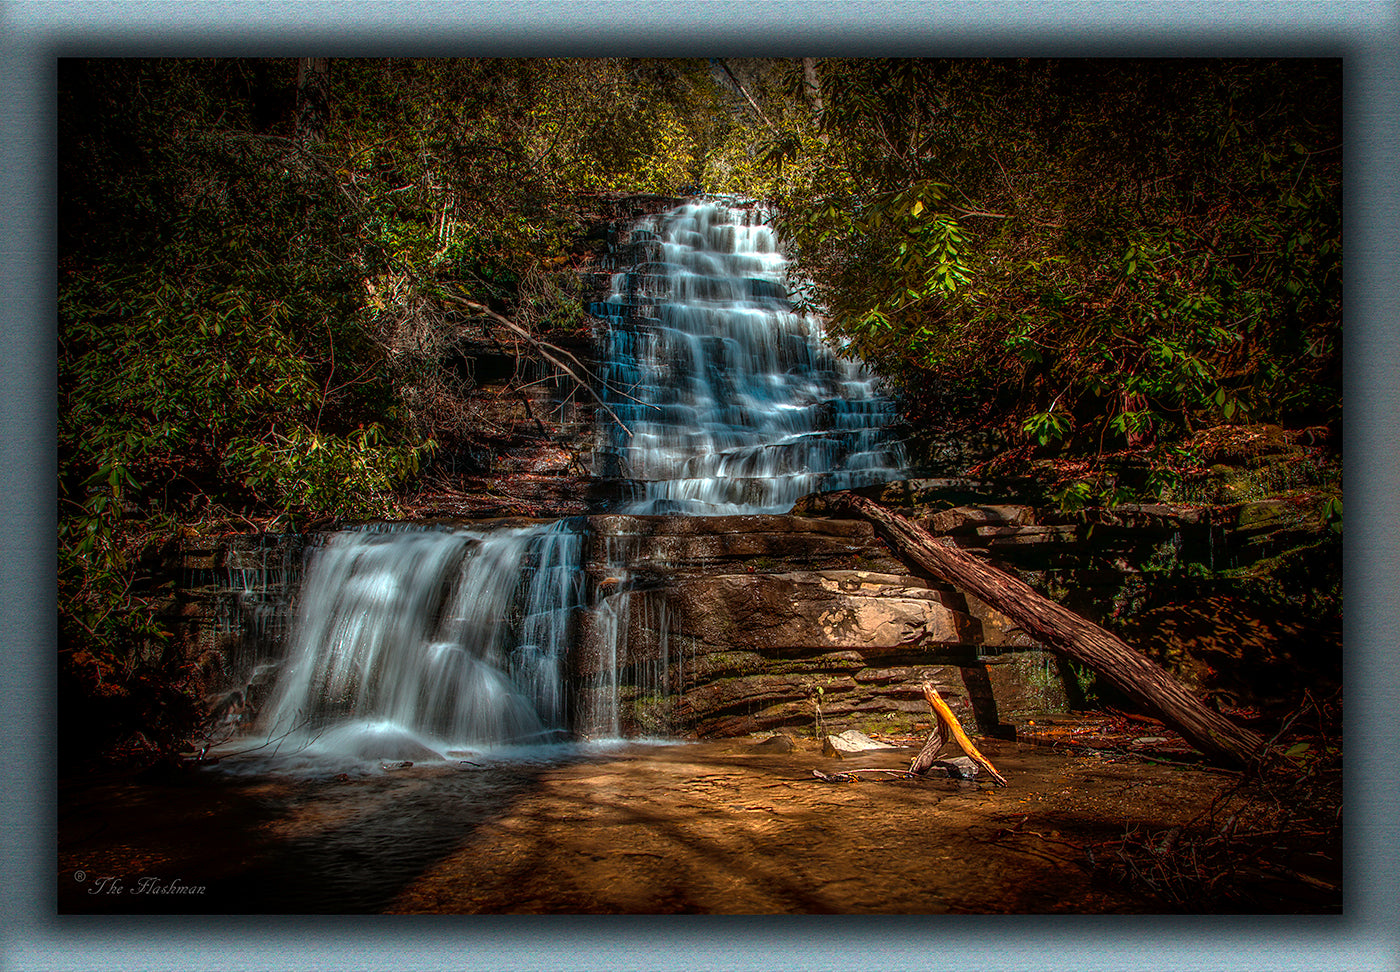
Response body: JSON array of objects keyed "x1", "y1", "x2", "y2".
[
  {"x1": 205, "y1": 710, "x2": 316, "y2": 761},
  {"x1": 811, "y1": 768, "x2": 935, "y2": 784}
]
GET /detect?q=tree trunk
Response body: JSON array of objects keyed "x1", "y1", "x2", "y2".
[
  {"x1": 295, "y1": 57, "x2": 330, "y2": 146},
  {"x1": 713, "y1": 59, "x2": 773, "y2": 131},
  {"x1": 801, "y1": 58, "x2": 824, "y2": 121},
  {"x1": 833, "y1": 492, "x2": 1268, "y2": 769}
]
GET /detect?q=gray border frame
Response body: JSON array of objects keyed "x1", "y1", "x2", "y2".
[{"x1": 5, "y1": 3, "x2": 1397, "y2": 969}]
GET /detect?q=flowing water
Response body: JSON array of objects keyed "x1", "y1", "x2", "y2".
[
  {"x1": 61, "y1": 202, "x2": 1343, "y2": 917},
  {"x1": 236, "y1": 521, "x2": 585, "y2": 768},
  {"x1": 228, "y1": 199, "x2": 905, "y2": 766},
  {"x1": 591, "y1": 199, "x2": 904, "y2": 514}
]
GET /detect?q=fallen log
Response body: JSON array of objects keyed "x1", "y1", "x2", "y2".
[{"x1": 832, "y1": 492, "x2": 1268, "y2": 769}]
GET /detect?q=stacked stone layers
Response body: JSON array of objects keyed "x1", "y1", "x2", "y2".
[{"x1": 577, "y1": 513, "x2": 1060, "y2": 739}]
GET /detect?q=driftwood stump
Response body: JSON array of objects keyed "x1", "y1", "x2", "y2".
[{"x1": 911, "y1": 682, "x2": 1009, "y2": 786}]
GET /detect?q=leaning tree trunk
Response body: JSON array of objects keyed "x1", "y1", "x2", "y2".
[{"x1": 832, "y1": 492, "x2": 1268, "y2": 769}]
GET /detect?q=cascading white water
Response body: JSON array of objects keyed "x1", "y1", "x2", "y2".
[
  {"x1": 248, "y1": 521, "x2": 583, "y2": 762},
  {"x1": 581, "y1": 198, "x2": 906, "y2": 738},
  {"x1": 237, "y1": 198, "x2": 905, "y2": 766},
  {"x1": 591, "y1": 199, "x2": 905, "y2": 514}
]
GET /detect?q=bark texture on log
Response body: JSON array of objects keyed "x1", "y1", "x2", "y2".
[{"x1": 834, "y1": 492, "x2": 1268, "y2": 768}]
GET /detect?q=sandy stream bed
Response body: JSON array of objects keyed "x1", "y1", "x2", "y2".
[{"x1": 58, "y1": 728, "x2": 1340, "y2": 915}]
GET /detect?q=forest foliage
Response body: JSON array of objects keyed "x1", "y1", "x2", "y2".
[
  {"x1": 757, "y1": 60, "x2": 1340, "y2": 496},
  {"x1": 57, "y1": 58, "x2": 1341, "y2": 762},
  {"x1": 58, "y1": 58, "x2": 759, "y2": 760}
]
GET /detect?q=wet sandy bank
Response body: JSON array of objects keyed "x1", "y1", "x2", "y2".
[{"x1": 58, "y1": 734, "x2": 1339, "y2": 915}]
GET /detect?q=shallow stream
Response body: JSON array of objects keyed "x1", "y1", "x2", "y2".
[{"x1": 58, "y1": 732, "x2": 1339, "y2": 915}]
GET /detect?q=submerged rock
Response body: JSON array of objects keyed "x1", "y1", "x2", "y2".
[
  {"x1": 747, "y1": 733, "x2": 798, "y2": 754},
  {"x1": 925, "y1": 756, "x2": 979, "y2": 780}
]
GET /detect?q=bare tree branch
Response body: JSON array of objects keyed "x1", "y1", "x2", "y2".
[{"x1": 714, "y1": 59, "x2": 775, "y2": 132}]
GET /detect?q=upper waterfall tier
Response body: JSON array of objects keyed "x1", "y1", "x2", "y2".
[{"x1": 590, "y1": 199, "x2": 905, "y2": 514}]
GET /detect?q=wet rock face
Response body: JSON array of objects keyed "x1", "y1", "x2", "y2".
[
  {"x1": 183, "y1": 467, "x2": 1337, "y2": 745},
  {"x1": 183, "y1": 508, "x2": 1065, "y2": 744},
  {"x1": 665, "y1": 572, "x2": 974, "y2": 651},
  {"x1": 587, "y1": 513, "x2": 898, "y2": 577},
  {"x1": 580, "y1": 513, "x2": 1039, "y2": 739}
]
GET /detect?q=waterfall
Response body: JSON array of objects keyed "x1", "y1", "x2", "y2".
[
  {"x1": 580, "y1": 199, "x2": 905, "y2": 743},
  {"x1": 248, "y1": 521, "x2": 584, "y2": 762},
  {"x1": 590, "y1": 199, "x2": 905, "y2": 514},
  {"x1": 235, "y1": 198, "x2": 904, "y2": 766}
]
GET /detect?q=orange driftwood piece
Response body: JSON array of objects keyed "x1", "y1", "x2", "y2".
[{"x1": 911, "y1": 682, "x2": 1009, "y2": 786}]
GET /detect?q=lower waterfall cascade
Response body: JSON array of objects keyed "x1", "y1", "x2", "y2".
[
  {"x1": 236, "y1": 199, "x2": 906, "y2": 764},
  {"x1": 249, "y1": 521, "x2": 586, "y2": 764}
]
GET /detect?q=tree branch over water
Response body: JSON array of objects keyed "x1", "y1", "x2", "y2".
[{"x1": 437, "y1": 291, "x2": 638, "y2": 437}]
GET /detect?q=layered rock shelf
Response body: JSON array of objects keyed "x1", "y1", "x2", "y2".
[
  {"x1": 581, "y1": 512, "x2": 1022, "y2": 738},
  {"x1": 175, "y1": 509, "x2": 1066, "y2": 744},
  {"x1": 171, "y1": 472, "x2": 1337, "y2": 747}
]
